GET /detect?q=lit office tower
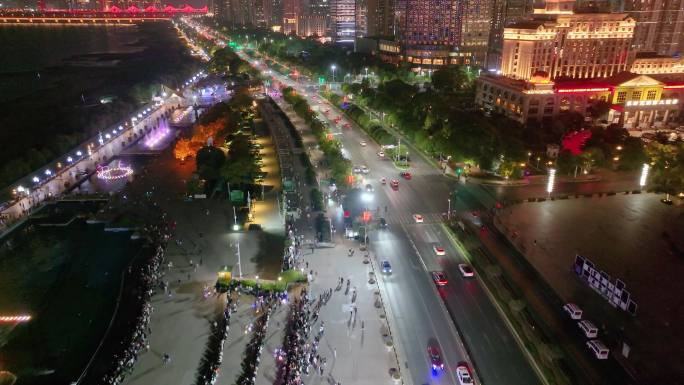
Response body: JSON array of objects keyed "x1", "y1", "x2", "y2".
[
  {"x1": 403, "y1": 0, "x2": 459, "y2": 46},
  {"x1": 624, "y1": 0, "x2": 684, "y2": 56},
  {"x1": 366, "y1": 0, "x2": 394, "y2": 36},
  {"x1": 331, "y1": 0, "x2": 356, "y2": 42},
  {"x1": 356, "y1": 0, "x2": 368, "y2": 37},
  {"x1": 500, "y1": 0, "x2": 635, "y2": 80},
  {"x1": 461, "y1": 0, "x2": 494, "y2": 66},
  {"x1": 264, "y1": 0, "x2": 284, "y2": 30}
]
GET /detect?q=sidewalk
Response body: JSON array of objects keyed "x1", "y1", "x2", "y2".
[
  {"x1": 295, "y1": 239, "x2": 402, "y2": 385},
  {"x1": 271, "y1": 92, "x2": 407, "y2": 385}
]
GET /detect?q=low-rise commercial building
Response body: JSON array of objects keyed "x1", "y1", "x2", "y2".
[{"x1": 475, "y1": 72, "x2": 684, "y2": 129}]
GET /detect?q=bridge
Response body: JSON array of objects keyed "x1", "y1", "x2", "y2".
[{"x1": 0, "y1": 5, "x2": 207, "y2": 24}]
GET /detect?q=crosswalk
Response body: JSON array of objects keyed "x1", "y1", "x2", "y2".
[{"x1": 376, "y1": 211, "x2": 444, "y2": 225}]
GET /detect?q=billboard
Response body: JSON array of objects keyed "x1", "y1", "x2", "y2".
[{"x1": 573, "y1": 254, "x2": 637, "y2": 316}]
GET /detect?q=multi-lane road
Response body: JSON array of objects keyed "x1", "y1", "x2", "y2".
[{"x1": 251, "y1": 55, "x2": 541, "y2": 385}]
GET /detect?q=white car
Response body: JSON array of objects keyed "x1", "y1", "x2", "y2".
[
  {"x1": 353, "y1": 166, "x2": 362, "y2": 174},
  {"x1": 377, "y1": 151, "x2": 385, "y2": 157},
  {"x1": 360, "y1": 140, "x2": 367, "y2": 146},
  {"x1": 413, "y1": 214, "x2": 424, "y2": 223},
  {"x1": 360, "y1": 165, "x2": 370, "y2": 174},
  {"x1": 433, "y1": 246, "x2": 446, "y2": 256},
  {"x1": 458, "y1": 264, "x2": 475, "y2": 277},
  {"x1": 456, "y1": 365, "x2": 474, "y2": 385}
]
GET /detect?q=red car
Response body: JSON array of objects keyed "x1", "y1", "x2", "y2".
[
  {"x1": 400, "y1": 171, "x2": 412, "y2": 180},
  {"x1": 431, "y1": 271, "x2": 448, "y2": 286},
  {"x1": 428, "y1": 346, "x2": 444, "y2": 371},
  {"x1": 390, "y1": 179, "x2": 399, "y2": 190}
]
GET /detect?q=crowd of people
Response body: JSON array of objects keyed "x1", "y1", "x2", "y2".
[
  {"x1": 100, "y1": 241, "x2": 167, "y2": 384},
  {"x1": 276, "y1": 288, "x2": 333, "y2": 385},
  {"x1": 195, "y1": 293, "x2": 232, "y2": 385},
  {"x1": 235, "y1": 297, "x2": 274, "y2": 385}
]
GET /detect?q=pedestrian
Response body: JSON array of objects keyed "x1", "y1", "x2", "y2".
[{"x1": 306, "y1": 261, "x2": 309, "y2": 269}]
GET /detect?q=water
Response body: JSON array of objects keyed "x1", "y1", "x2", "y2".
[
  {"x1": 0, "y1": 202, "x2": 144, "y2": 385},
  {"x1": 0, "y1": 22, "x2": 201, "y2": 189}
]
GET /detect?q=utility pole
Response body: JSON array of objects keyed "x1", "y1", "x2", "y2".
[{"x1": 447, "y1": 198, "x2": 451, "y2": 220}]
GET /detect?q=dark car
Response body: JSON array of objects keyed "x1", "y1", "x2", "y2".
[{"x1": 379, "y1": 218, "x2": 387, "y2": 228}]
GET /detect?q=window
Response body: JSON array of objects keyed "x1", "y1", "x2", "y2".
[
  {"x1": 616, "y1": 91, "x2": 627, "y2": 103},
  {"x1": 632, "y1": 91, "x2": 642, "y2": 100},
  {"x1": 647, "y1": 90, "x2": 657, "y2": 100}
]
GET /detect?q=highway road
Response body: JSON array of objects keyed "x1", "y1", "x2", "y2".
[{"x1": 249, "y1": 55, "x2": 541, "y2": 385}]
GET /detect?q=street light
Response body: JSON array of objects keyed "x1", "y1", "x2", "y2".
[
  {"x1": 547, "y1": 168, "x2": 556, "y2": 195},
  {"x1": 639, "y1": 163, "x2": 649, "y2": 187},
  {"x1": 233, "y1": 206, "x2": 239, "y2": 231},
  {"x1": 331, "y1": 64, "x2": 337, "y2": 83},
  {"x1": 447, "y1": 198, "x2": 451, "y2": 220}
]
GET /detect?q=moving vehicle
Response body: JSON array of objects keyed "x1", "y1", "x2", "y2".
[
  {"x1": 360, "y1": 140, "x2": 367, "y2": 146},
  {"x1": 365, "y1": 184, "x2": 374, "y2": 192},
  {"x1": 400, "y1": 171, "x2": 412, "y2": 180},
  {"x1": 380, "y1": 177, "x2": 387, "y2": 185},
  {"x1": 456, "y1": 364, "x2": 474, "y2": 385},
  {"x1": 433, "y1": 246, "x2": 446, "y2": 256},
  {"x1": 458, "y1": 264, "x2": 474, "y2": 277},
  {"x1": 413, "y1": 214, "x2": 424, "y2": 223},
  {"x1": 377, "y1": 151, "x2": 385, "y2": 158},
  {"x1": 381, "y1": 260, "x2": 392, "y2": 274},
  {"x1": 427, "y1": 346, "x2": 444, "y2": 371},
  {"x1": 390, "y1": 179, "x2": 399, "y2": 190},
  {"x1": 431, "y1": 271, "x2": 448, "y2": 286},
  {"x1": 379, "y1": 218, "x2": 387, "y2": 228},
  {"x1": 360, "y1": 165, "x2": 370, "y2": 174}
]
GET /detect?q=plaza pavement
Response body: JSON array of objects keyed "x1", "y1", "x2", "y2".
[{"x1": 121, "y1": 107, "x2": 286, "y2": 385}]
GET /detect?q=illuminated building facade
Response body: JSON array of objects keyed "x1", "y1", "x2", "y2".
[
  {"x1": 331, "y1": 0, "x2": 356, "y2": 42},
  {"x1": 501, "y1": 11, "x2": 636, "y2": 81},
  {"x1": 475, "y1": 73, "x2": 683, "y2": 129},
  {"x1": 630, "y1": 53, "x2": 684, "y2": 76}
]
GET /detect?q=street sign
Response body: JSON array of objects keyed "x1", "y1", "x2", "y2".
[{"x1": 230, "y1": 190, "x2": 244, "y2": 203}]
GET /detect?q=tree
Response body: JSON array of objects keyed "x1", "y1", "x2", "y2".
[
  {"x1": 579, "y1": 147, "x2": 605, "y2": 173},
  {"x1": 174, "y1": 138, "x2": 192, "y2": 161},
  {"x1": 587, "y1": 100, "x2": 611, "y2": 120},
  {"x1": 644, "y1": 142, "x2": 684, "y2": 201},
  {"x1": 196, "y1": 146, "x2": 226, "y2": 180},
  {"x1": 431, "y1": 66, "x2": 468, "y2": 92}
]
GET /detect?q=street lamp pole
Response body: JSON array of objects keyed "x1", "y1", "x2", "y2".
[
  {"x1": 447, "y1": 198, "x2": 451, "y2": 220},
  {"x1": 331, "y1": 65, "x2": 337, "y2": 83},
  {"x1": 233, "y1": 206, "x2": 238, "y2": 230}
]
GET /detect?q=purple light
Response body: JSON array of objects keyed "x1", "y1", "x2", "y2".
[{"x1": 144, "y1": 121, "x2": 171, "y2": 149}]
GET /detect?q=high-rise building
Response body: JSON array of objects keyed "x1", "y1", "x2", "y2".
[
  {"x1": 461, "y1": 0, "x2": 494, "y2": 66},
  {"x1": 500, "y1": 0, "x2": 635, "y2": 80},
  {"x1": 331, "y1": 0, "x2": 356, "y2": 42},
  {"x1": 624, "y1": 0, "x2": 684, "y2": 56},
  {"x1": 263, "y1": 0, "x2": 284, "y2": 30},
  {"x1": 365, "y1": 0, "x2": 394, "y2": 36},
  {"x1": 355, "y1": 0, "x2": 368, "y2": 37},
  {"x1": 487, "y1": 0, "x2": 534, "y2": 70}
]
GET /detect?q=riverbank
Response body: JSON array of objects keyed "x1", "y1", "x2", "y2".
[{"x1": 0, "y1": 22, "x2": 202, "y2": 192}]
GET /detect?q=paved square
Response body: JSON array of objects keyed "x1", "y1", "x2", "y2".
[{"x1": 498, "y1": 194, "x2": 684, "y2": 380}]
